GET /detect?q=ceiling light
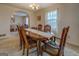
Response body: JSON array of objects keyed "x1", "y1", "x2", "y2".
[{"x1": 29, "y1": 3, "x2": 39, "y2": 10}]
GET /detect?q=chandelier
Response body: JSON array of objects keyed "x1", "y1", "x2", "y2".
[{"x1": 29, "y1": 3, "x2": 39, "y2": 10}]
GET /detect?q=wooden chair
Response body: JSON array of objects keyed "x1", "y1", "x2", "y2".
[
  {"x1": 37, "y1": 24, "x2": 43, "y2": 31},
  {"x1": 44, "y1": 25, "x2": 51, "y2": 32},
  {"x1": 31, "y1": 27, "x2": 37, "y2": 30},
  {"x1": 44, "y1": 25, "x2": 56, "y2": 42},
  {"x1": 42, "y1": 25, "x2": 52, "y2": 48},
  {"x1": 17, "y1": 25, "x2": 24, "y2": 50},
  {"x1": 24, "y1": 24, "x2": 28, "y2": 28},
  {"x1": 42, "y1": 26, "x2": 70, "y2": 56},
  {"x1": 20, "y1": 26, "x2": 37, "y2": 56}
]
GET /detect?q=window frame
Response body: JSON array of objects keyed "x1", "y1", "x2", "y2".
[{"x1": 45, "y1": 9, "x2": 58, "y2": 34}]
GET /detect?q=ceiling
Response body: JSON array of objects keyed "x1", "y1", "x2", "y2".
[
  {"x1": 8, "y1": 3, "x2": 53, "y2": 11},
  {"x1": 14, "y1": 11, "x2": 28, "y2": 16}
]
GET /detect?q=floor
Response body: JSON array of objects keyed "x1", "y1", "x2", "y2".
[{"x1": 0, "y1": 33, "x2": 79, "y2": 56}]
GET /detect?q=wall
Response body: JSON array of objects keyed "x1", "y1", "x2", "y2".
[
  {"x1": 35, "y1": 4, "x2": 79, "y2": 46},
  {"x1": 0, "y1": 4, "x2": 36, "y2": 34},
  {"x1": 60, "y1": 4, "x2": 79, "y2": 46}
]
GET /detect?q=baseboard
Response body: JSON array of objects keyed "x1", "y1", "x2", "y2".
[
  {"x1": 0, "y1": 34, "x2": 8, "y2": 40},
  {"x1": 67, "y1": 41, "x2": 79, "y2": 47}
]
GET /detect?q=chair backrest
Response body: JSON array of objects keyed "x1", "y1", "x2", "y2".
[
  {"x1": 37, "y1": 24, "x2": 43, "y2": 31},
  {"x1": 58, "y1": 26, "x2": 70, "y2": 55},
  {"x1": 17, "y1": 25, "x2": 23, "y2": 42},
  {"x1": 24, "y1": 24, "x2": 28, "y2": 28},
  {"x1": 31, "y1": 27, "x2": 37, "y2": 29},
  {"x1": 44, "y1": 25, "x2": 51, "y2": 32},
  {"x1": 20, "y1": 26, "x2": 29, "y2": 48}
]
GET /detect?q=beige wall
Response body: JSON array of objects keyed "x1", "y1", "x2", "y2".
[
  {"x1": 60, "y1": 4, "x2": 79, "y2": 46},
  {"x1": 35, "y1": 4, "x2": 79, "y2": 46},
  {"x1": 0, "y1": 4, "x2": 36, "y2": 34}
]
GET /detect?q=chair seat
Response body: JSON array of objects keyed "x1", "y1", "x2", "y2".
[
  {"x1": 44, "y1": 46, "x2": 59, "y2": 56},
  {"x1": 43, "y1": 41, "x2": 59, "y2": 55},
  {"x1": 29, "y1": 42, "x2": 37, "y2": 49},
  {"x1": 27, "y1": 37, "x2": 37, "y2": 48},
  {"x1": 42, "y1": 26, "x2": 70, "y2": 56},
  {"x1": 45, "y1": 40, "x2": 59, "y2": 49}
]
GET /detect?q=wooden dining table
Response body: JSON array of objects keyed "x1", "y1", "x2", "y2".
[{"x1": 25, "y1": 28, "x2": 55, "y2": 56}]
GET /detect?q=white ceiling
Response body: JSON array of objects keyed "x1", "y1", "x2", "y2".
[{"x1": 8, "y1": 3, "x2": 53, "y2": 11}]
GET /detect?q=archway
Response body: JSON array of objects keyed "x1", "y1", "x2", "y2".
[{"x1": 10, "y1": 11, "x2": 29, "y2": 32}]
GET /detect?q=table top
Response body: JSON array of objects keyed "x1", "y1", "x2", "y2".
[{"x1": 25, "y1": 28, "x2": 54, "y2": 39}]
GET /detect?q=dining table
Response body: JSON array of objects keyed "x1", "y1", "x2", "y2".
[{"x1": 25, "y1": 28, "x2": 55, "y2": 56}]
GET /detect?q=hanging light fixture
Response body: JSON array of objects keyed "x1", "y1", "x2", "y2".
[{"x1": 29, "y1": 3, "x2": 39, "y2": 10}]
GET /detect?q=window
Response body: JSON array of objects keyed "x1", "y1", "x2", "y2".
[
  {"x1": 25, "y1": 17, "x2": 29, "y2": 28},
  {"x1": 26, "y1": 17, "x2": 29, "y2": 25},
  {"x1": 45, "y1": 10, "x2": 58, "y2": 34}
]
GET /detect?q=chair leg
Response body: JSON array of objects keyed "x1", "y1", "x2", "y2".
[
  {"x1": 40, "y1": 46, "x2": 43, "y2": 56},
  {"x1": 22, "y1": 44, "x2": 25, "y2": 55},
  {"x1": 53, "y1": 37, "x2": 56, "y2": 42},
  {"x1": 37, "y1": 40, "x2": 40, "y2": 56},
  {"x1": 57, "y1": 50, "x2": 60, "y2": 56},
  {"x1": 44, "y1": 43, "x2": 47, "y2": 49},
  {"x1": 26, "y1": 48, "x2": 29, "y2": 56},
  {"x1": 37, "y1": 47, "x2": 39, "y2": 56},
  {"x1": 19, "y1": 39, "x2": 22, "y2": 50},
  {"x1": 62, "y1": 50, "x2": 64, "y2": 56},
  {"x1": 62, "y1": 53, "x2": 64, "y2": 56},
  {"x1": 57, "y1": 50, "x2": 64, "y2": 56}
]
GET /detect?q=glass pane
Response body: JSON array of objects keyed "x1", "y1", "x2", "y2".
[
  {"x1": 46, "y1": 10, "x2": 58, "y2": 33},
  {"x1": 26, "y1": 17, "x2": 28, "y2": 25}
]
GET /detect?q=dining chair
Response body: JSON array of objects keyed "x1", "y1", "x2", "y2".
[
  {"x1": 37, "y1": 24, "x2": 43, "y2": 31},
  {"x1": 24, "y1": 24, "x2": 28, "y2": 28},
  {"x1": 42, "y1": 26, "x2": 70, "y2": 56},
  {"x1": 17, "y1": 25, "x2": 23, "y2": 50},
  {"x1": 44, "y1": 25, "x2": 51, "y2": 32},
  {"x1": 43, "y1": 25, "x2": 56, "y2": 48},
  {"x1": 42, "y1": 25, "x2": 52, "y2": 48},
  {"x1": 20, "y1": 26, "x2": 38, "y2": 56},
  {"x1": 31, "y1": 27, "x2": 37, "y2": 30}
]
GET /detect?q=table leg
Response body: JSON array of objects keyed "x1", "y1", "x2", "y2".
[{"x1": 37, "y1": 40, "x2": 41, "y2": 56}]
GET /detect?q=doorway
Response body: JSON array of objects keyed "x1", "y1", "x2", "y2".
[{"x1": 10, "y1": 11, "x2": 29, "y2": 32}]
